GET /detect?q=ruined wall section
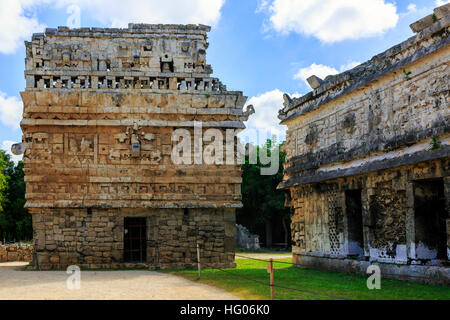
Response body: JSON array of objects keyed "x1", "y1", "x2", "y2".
[
  {"x1": 290, "y1": 184, "x2": 346, "y2": 256},
  {"x1": 290, "y1": 159, "x2": 449, "y2": 264}
]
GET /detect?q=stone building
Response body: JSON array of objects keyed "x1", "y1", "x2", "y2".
[
  {"x1": 278, "y1": 4, "x2": 450, "y2": 284},
  {"x1": 13, "y1": 24, "x2": 252, "y2": 269}
]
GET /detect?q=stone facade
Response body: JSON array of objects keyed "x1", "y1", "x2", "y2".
[
  {"x1": 32, "y1": 208, "x2": 235, "y2": 269},
  {"x1": 278, "y1": 5, "x2": 450, "y2": 284},
  {"x1": 14, "y1": 24, "x2": 250, "y2": 269}
]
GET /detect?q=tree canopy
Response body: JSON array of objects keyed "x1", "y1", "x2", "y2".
[
  {"x1": 0, "y1": 150, "x2": 31, "y2": 242},
  {"x1": 237, "y1": 138, "x2": 291, "y2": 247}
]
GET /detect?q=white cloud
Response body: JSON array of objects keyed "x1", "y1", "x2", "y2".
[
  {"x1": 407, "y1": 3, "x2": 417, "y2": 13},
  {"x1": 0, "y1": 92, "x2": 23, "y2": 129},
  {"x1": 1, "y1": 140, "x2": 23, "y2": 164},
  {"x1": 55, "y1": 0, "x2": 225, "y2": 28},
  {"x1": 242, "y1": 89, "x2": 301, "y2": 143},
  {"x1": 436, "y1": 0, "x2": 450, "y2": 6},
  {"x1": 0, "y1": 0, "x2": 225, "y2": 54},
  {"x1": 261, "y1": 0, "x2": 399, "y2": 43},
  {"x1": 293, "y1": 61, "x2": 361, "y2": 87},
  {"x1": 0, "y1": 0, "x2": 47, "y2": 54},
  {"x1": 294, "y1": 63, "x2": 339, "y2": 83}
]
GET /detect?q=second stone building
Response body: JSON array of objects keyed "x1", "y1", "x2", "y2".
[{"x1": 278, "y1": 5, "x2": 450, "y2": 284}]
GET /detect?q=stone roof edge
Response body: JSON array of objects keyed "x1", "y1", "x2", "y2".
[
  {"x1": 277, "y1": 145, "x2": 450, "y2": 189},
  {"x1": 25, "y1": 202, "x2": 243, "y2": 209},
  {"x1": 279, "y1": 12, "x2": 450, "y2": 124},
  {"x1": 30, "y1": 24, "x2": 211, "y2": 40}
]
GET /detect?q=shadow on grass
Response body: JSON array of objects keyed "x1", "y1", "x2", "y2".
[{"x1": 163, "y1": 258, "x2": 450, "y2": 300}]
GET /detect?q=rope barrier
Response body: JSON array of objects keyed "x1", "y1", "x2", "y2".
[
  {"x1": 151, "y1": 241, "x2": 443, "y2": 282},
  {"x1": 212, "y1": 265, "x2": 351, "y2": 300},
  {"x1": 152, "y1": 241, "x2": 355, "y2": 300}
]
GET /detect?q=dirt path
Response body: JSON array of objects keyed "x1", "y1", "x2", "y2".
[{"x1": 0, "y1": 262, "x2": 239, "y2": 300}]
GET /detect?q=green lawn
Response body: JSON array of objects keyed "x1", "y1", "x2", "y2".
[{"x1": 164, "y1": 256, "x2": 450, "y2": 300}]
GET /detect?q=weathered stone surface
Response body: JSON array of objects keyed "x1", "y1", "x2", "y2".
[
  {"x1": 279, "y1": 7, "x2": 450, "y2": 283},
  {"x1": 306, "y1": 75, "x2": 323, "y2": 89},
  {"x1": 31, "y1": 208, "x2": 235, "y2": 270},
  {"x1": 434, "y1": 3, "x2": 450, "y2": 20},
  {"x1": 17, "y1": 24, "x2": 249, "y2": 269},
  {"x1": 410, "y1": 14, "x2": 435, "y2": 33},
  {"x1": 0, "y1": 243, "x2": 33, "y2": 262},
  {"x1": 236, "y1": 224, "x2": 260, "y2": 250}
]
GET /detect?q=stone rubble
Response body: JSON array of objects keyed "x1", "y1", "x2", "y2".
[{"x1": 0, "y1": 243, "x2": 33, "y2": 263}]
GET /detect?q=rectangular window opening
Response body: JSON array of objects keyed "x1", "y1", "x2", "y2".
[
  {"x1": 345, "y1": 189, "x2": 364, "y2": 257},
  {"x1": 414, "y1": 179, "x2": 447, "y2": 261}
]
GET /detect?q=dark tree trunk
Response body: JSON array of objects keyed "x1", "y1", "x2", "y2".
[
  {"x1": 282, "y1": 216, "x2": 288, "y2": 249},
  {"x1": 265, "y1": 220, "x2": 272, "y2": 248}
]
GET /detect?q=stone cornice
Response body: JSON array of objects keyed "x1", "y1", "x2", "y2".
[{"x1": 279, "y1": 14, "x2": 450, "y2": 124}]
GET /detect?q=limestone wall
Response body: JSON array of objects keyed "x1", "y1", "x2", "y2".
[
  {"x1": 278, "y1": 10, "x2": 450, "y2": 188},
  {"x1": 20, "y1": 25, "x2": 248, "y2": 211},
  {"x1": 290, "y1": 159, "x2": 449, "y2": 265},
  {"x1": 0, "y1": 243, "x2": 33, "y2": 263},
  {"x1": 16, "y1": 24, "x2": 248, "y2": 269},
  {"x1": 32, "y1": 208, "x2": 235, "y2": 270},
  {"x1": 25, "y1": 24, "x2": 215, "y2": 88},
  {"x1": 21, "y1": 125, "x2": 242, "y2": 209}
]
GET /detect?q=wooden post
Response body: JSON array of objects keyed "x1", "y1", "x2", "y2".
[
  {"x1": 267, "y1": 258, "x2": 274, "y2": 300},
  {"x1": 197, "y1": 243, "x2": 201, "y2": 279}
]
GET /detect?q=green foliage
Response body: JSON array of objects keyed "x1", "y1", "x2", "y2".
[
  {"x1": 429, "y1": 137, "x2": 442, "y2": 150},
  {"x1": 237, "y1": 137, "x2": 290, "y2": 244},
  {"x1": 0, "y1": 151, "x2": 8, "y2": 213},
  {"x1": 0, "y1": 150, "x2": 31, "y2": 242},
  {"x1": 205, "y1": 93, "x2": 211, "y2": 99},
  {"x1": 403, "y1": 69, "x2": 412, "y2": 81}
]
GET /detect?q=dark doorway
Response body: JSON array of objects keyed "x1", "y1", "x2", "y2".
[
  {"x1": 124, "y1": 217, "x2": 147, "y2": 263},
  {"x1": 414, "y1": 179, "x2": 447, "y2": 260},
  {"x1": 345, "y1": 190, "x2": 364, "y2": 256}
]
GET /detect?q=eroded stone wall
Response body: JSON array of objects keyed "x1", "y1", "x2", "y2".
[
  {"x1": 22, "y1": 125, "x2": 242, "y2": 209},
  {"x1": 279, "y1": 11, "x2": 450, "y2": 189},
  {"x1": 0, "y1": 244, "x2": 33, "y2": 262},
  {"x1": 281, "y1": 7, "x2": 450, "y2": 281},
  {"x1": 32, "y1": 208, "x2": 235, "y2": 270},
  {"x1": 290, "y1": 159, "x2": 449, "y2": 265},
  {"x1": 17, "y1": 24, "x2": 249, "y2": 269}
]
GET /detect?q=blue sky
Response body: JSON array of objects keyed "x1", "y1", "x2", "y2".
[{"x1": 0, "y1": 0, "x2": 447, "y2": 160}]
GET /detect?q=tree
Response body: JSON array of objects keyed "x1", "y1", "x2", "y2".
[
  {"x1": 0, "y1": 150, "x2": 31, "y2": 242},
  {"x1": 237, "y1": 138, "x2": 291, "y2": 248},
  {"x1": 0, "y1": 151, "x2": 9, "y2": 214}
]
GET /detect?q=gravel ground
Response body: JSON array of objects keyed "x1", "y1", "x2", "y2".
[{"x1": 0, "y1": 262, "x2": 239, "y2": 300}]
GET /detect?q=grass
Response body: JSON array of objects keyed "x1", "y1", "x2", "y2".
[{"x1": 163, "y1": 255, "x2": 450, "y2": 300}]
